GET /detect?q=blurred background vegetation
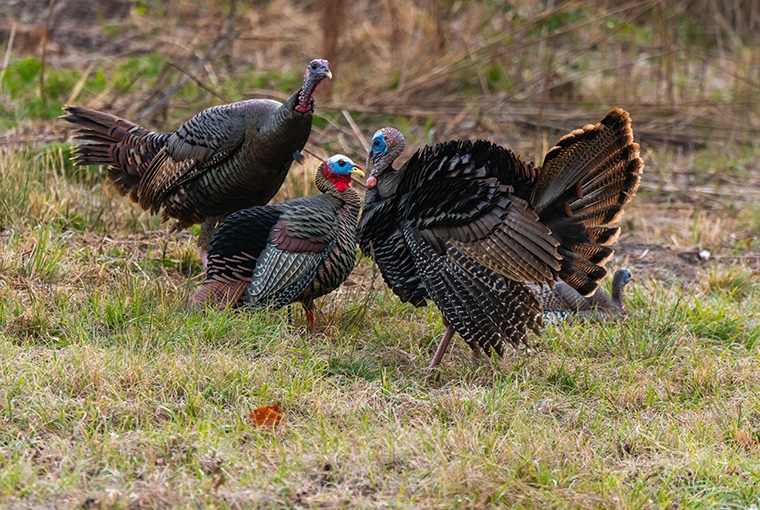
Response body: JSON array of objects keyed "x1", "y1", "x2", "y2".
[
  {"x1": 1, "y1": 0, "x2": 758, "y2": 149},
  {"x1": 1, "y1": 0, "x2": 759, "y2": 267}
]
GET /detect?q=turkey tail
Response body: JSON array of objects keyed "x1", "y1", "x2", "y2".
[
  {"x1": 529, "y1": 108, "x2": 643, "y2": 296},
  {"x1": 61, "y1": 106, "x2": 169, "y2": 200},
  {"x1": 187, "y1": 279, "x2": 249, "y2": 311}
]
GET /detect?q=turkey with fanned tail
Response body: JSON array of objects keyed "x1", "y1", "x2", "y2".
[
  {"x1": 187, "y1": 155, "x2": 364, "y2": 329},
  {"x1": 358, "y1": 108, "x2": 643, "y2": 371},
  {"x1": 62, "y1": 59, "x2": 332, "y2": 268}
]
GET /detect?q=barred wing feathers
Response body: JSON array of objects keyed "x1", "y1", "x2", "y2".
[
  {"x1": 188, "y1": 205, "x2": 284, "y2": 310},
  {"x1": 137, "y1": 104, "x2": 249, "y2": 212},
  {"x1": 358, "y1": 194, "x2": 428, "y2": 306},
  {"x1": 392, "y1": 140, "x2": 562, "y2": 284},
  {"x1": 403, "y1": 225, "x2": 542, "y2": 355}
]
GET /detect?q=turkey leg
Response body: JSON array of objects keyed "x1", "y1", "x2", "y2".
[
  {"x1": 198, "y1": 215, "x2": 224, "y2": 269},
  {"x1": 428, "y1": 318, "x2": 455, "y2": 369},
  {"x1": 301, "y1": 302, "x2": 316, "y2": 331}
]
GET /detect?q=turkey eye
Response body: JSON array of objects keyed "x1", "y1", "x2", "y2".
[
  {"x1": 372, "y1": 139, "x2": 380, "y2": 146},
  {"x1": 338, "y1": 160, "x2": 346, "y2": 167},
  {"x1": 310, "y1": 63, "x2": 317, "y2": 70}
]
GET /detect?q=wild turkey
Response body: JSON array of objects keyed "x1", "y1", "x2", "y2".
[
  {"x1": 529, "y1": 268, "x2": 632, "y2": 322},
  {"x1": 188, "y1": 154, "x2": 364, "y2": 328},
  {"x1": 358, "y1": 108, "x2": 643, "y2": 370},
  {"x1": 62, "y1": 59, "x2": 332, "y2": 267}
]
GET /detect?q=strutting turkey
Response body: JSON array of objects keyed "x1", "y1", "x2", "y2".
[
  {"x1": 358, "y1": 108, "x2": 643, "y2": 370},
  {"x1": 529, "y1": 268, "x2": 632, "y2": 323},
  {"x1": 187, "y1": 155, "x2": 364, "y2": 329},
  {"x1": 62, "y1": 59, "x2": 332, "y2": 268}
]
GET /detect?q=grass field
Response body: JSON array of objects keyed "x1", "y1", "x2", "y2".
[{"x1": 2, "y1": 0, "x2": 760, "y2": 508}]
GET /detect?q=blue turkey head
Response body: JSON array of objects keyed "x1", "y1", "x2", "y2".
[
  {"x1": 366, "y1": 127, "x2": 405, "y2": 188},
  {"x1": 321, "y1": 154, "x2": 364, "y2": 192}
]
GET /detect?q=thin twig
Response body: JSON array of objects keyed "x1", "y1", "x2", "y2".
[
  {"x1": 65, "y1": 62, "x2": 94, "y2": 105},
  {"x1": 341, "y1": 110, "x2": 369, "y2": 153},
  {"x1": 377, "y1": 0, "x2": 657, "y2": 103},
  {"x1": 166, "y1": 61, "x2": 230, "y2": 104},
  {"x1": 511, "y1": 1, "x2": 653, "y2": 100},
  {"x1": 533, "y1": 9, "x2": 555, "y2": 163},
  {"x1": 140, "y1": 0, "x2": 239, "y2": 121}
]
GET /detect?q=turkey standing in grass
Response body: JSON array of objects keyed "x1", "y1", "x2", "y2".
[
  {"x1": 358, "y1": 109, "x2": 643, "y2": 370},
  {"x1": 529, "y1": 268, "x2": 632, "y2": 322},
  {"x1": 188, "y1": 155, "x2": 364, "y2": 329},
  {"x1": 62, "y1": 59, "x2": 332, "y2": 268}
]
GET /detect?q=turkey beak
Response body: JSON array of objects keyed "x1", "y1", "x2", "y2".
[
  {"x1": 326, "y1": 69, "x2": 333, "y2": 80},
  {"x1": 349, "y1": 165, "x2": 364, "y2": 178}
]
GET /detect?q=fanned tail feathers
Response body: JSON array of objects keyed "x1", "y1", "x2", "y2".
[
  {"x1": 530, "y1": 108, "x2": 643, "y2": 296},
  {"x1": 61, "y1": 106, "x2": 168, "y2": 200}
]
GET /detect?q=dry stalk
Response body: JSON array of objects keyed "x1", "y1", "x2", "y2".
[
  {"x1": 0, "y1": 21, "x2": 16, "y2": 92},
  {"x1": 320, "y1": 0, "x2": 347, "y2": 102},
  {"x1": 341, "y1": 110, "x2": 369, "y2": 153},
  {"x1": 65, "y1": 63, "x2": 94, "y2": 106},
  {"x1": 38, "y1": 0, "x2": 57, "y2": 108}
]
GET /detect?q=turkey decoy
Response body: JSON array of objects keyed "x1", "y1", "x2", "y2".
[
  {"x1": 358, "y1": 108, "x2": 643, "y2": 370},
  {"x1": 529, "y1": 268, "x2": 632, "y2": 322},
  {"x1": 188, "y1": 154, "x2": 364, "y2": 329},
  {"x1": 62, "y1": 59, "x2": 332, "y2": 268}
]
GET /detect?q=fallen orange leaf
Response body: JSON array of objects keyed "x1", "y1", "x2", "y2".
[{"x1": 249, "y1": 403, "x2": 283, "y2": 428}]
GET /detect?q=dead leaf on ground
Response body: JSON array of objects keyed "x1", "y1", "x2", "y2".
[{"x1": 249, "y1": 403, "x2": 283, "y2": 429}]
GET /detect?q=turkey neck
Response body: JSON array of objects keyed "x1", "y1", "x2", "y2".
[
  {"x1": 612, "y1": 277, "x2": 626, "y2": 312},
  {"x1": 315, "y1": 170, "x2": 361, "y2": 210},
  {"x1": 295, "y1": 80, "x2": 318, "y2": 114},
  {"x1": 236, "y1": 91, "x2": 313, "y2": 181},
  {"x1": 364, "y1": 167, "x2": 400, "y2": 207}
]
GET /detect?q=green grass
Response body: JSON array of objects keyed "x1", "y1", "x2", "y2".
[
  {"x1": 1, "y1": 0, "x2": 760, "y2": 504},
  {"x1": 1, "y1": 144, "x2": 760, "y2": 509}
]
